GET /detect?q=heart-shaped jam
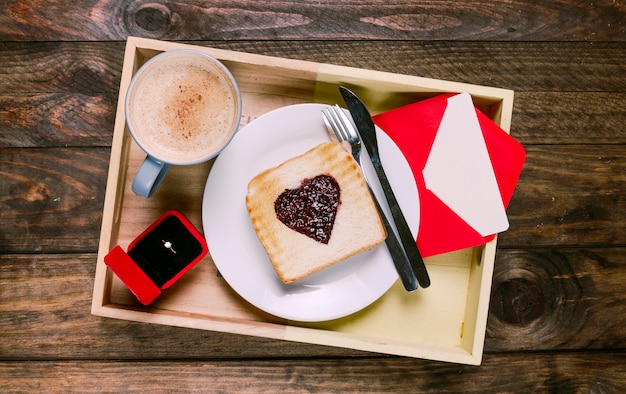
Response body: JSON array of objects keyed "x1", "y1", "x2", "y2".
[{"x1": 274, "y1": 174, "x2": 341, "y2": 244}]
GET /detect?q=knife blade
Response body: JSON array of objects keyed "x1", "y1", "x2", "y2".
[{"x1": 340, "y1": 86, "x2": 431, "y2": 288}]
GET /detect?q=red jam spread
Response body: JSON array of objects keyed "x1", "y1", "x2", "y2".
[{"x1": 274, "y1": 174, "x2": 341, "y2": 244}]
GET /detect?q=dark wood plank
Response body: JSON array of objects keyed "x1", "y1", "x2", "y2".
[
  {"x1": 0, "y1": 148, "x2": 107, "y2": 254},
  {"x1": 0, "y1": 93, "x2": 116, "y2": 147},
  {"x1": 0, "y1": 0, "x2": 624, "y2": 42},
  {"x1": 2, "y1": 41, "x2": 624, "y2": 94},
  {"x1": 1, "y1": 248, "x2": 624, "y2": 360},
  {"x1": 0, "y1": 42, "x2": 124, "y2": 94},
  {"x1": 486, "y1": 248, "x2": 626, "y2": 352},
  {"x1": 511, "y1": 92, "x2": 626, "y2": 145},
  {"x1": 1, "y1": 42, "x2": 625, "y2": 152},
  {"x1": 501, "y1": 145, "x2": 626, "y2": 248},
  {"x1": 252, "y1": 41, "x2": 626, "y2": 94},
  {"x1": 1, "y1": 354, "x2": 625, "y2": 392}
]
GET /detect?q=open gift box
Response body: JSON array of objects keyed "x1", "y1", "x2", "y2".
[{"x1": 92, "y1": 36, "x2": 521, "y2": 365}]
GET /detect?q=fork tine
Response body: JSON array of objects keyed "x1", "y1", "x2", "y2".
[
  {"x1": 326, "y1": 107, "x2": 346, "y2": 141},
  {"x1": 334, "y1": 105, "x2": 358, "y2": 141},
  {"x1": 322, "y1": 108, "x2": 343, "y2": 142},
  {"x1": 329, "y1": 105, "x2": 348, "y2": 141},
  {"x1": 324, "y1": 105, "x2": 354, "y2": 142},
  {"x1": 323, "y1": 106, "x2": 357, "y2": 155}
]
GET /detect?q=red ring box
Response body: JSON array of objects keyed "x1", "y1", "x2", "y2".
[{"x1": 104, "y1": 210, "x2": 208, "y2": 305}]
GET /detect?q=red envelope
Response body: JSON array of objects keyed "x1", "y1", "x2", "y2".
[{"x1": 373, "y1": 93, "x2": 526, "y2": 257}]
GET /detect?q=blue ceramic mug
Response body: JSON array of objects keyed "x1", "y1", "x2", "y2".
[{"x1": 125, "y1": 49, "x2": 241, "y2": 198}]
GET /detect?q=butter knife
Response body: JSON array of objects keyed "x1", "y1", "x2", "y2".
[{"x1": 340, "y1": 87, "x2": 431, "y2": 288}]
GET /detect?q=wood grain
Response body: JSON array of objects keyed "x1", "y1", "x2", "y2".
[
  {"x1": 501, "y1": 145, "x2": 626, "y2": 248},
  {"x1": 0, "y1": 148, "x2": 107, "y2": 253},
  {"x1": 1, "y1": 249, "x2": 623, "y2": 360},
  {"x1": 0, "y1": 42, "x2": 123, "y2": 94},
  {"x1": 1, "y1": 42, "x2": 624, "y2": 152},
  {"x1": 487, "y1": 248, "x2": 626, "y2": 352},
  {"x1": 0, "y1": 93, "x2": 116, "y2": 147},
  {"x1": 2, "y1": 41, "x2": 624, "y2": 94},
  {"x1": 511, "y1": 92, "x2": 626, "y2": 144},
  {"x1": 0, "y1": 0, "x2": 623, "y2": 42},
  {"x1": 1, "y1": 354, "x2": 625, "y2": 393}
]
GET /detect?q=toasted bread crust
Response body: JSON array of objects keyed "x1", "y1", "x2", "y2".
[{"x1": 246, "y1": 142, "x2": 386, "y2": 283}]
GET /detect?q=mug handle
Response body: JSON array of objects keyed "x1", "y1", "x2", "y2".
[{"x1": 132, "y1": 156, "x2": 171, "y2": 198}]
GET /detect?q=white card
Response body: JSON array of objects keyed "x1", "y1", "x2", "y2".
[{"x1": 422, "y1": 93, "x2": 509, "y2": 236}]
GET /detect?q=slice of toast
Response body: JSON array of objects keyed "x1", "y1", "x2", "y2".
[{"x1": 246, "y1": 142, "x2": 386, "y2": 283}]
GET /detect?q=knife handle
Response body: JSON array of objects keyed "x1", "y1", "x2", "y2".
[
  {"x1": 367, "y1": 185, "x2": 418, "y2": 292},
  {"x1": 372, "y1": 160, "x2": 431, "y2": 288}
]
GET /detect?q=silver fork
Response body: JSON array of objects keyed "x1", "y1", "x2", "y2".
[{"x1": 322, "y1": 105, "x2": 418, "y2": 292}]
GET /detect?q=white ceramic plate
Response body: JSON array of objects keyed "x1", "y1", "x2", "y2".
[{"x1": 202, "y1": 104, "x2": 419, "y2": 322}]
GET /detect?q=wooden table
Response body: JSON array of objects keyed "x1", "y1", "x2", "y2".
[{"x1": 1, "y1": 1, "x2": 624, "y2": 392}]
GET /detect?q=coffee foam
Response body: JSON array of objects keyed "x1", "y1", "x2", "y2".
[{"x1": 128, "y1": 53, "x2": 238, "y2": 164}]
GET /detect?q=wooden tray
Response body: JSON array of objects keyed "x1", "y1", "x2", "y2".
[{"x1": 91, "y1": 36, "x2": 514, "y2": 365}]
